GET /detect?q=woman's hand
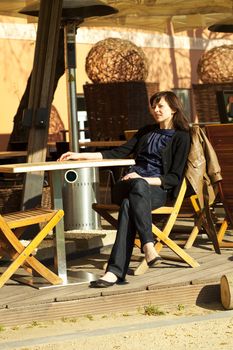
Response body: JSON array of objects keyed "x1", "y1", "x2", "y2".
[
  {"x1": 122, "y1": 172, "x2": 142, "y2": 180},
  {"x1": 58, "y1": 152, "x2": 81, "y2": 161},
  {"x1": 58, "y1": 151, "x2": 103, "y2": 161},
  {"x1": 122, "y1": 172, "x2": 162, "y2": 186}
]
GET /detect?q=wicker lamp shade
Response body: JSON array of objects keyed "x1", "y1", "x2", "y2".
[
  {"x1": 85, "y1": 37, "x2": 148, "y2": 83},
  {"x1": 197, "y1": 45, "x2": 233, "y2": 83}
]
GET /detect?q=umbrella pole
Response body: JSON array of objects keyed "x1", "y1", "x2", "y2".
[{"x1": 64, "y1": 21, "x2": 81, "y2": 152}]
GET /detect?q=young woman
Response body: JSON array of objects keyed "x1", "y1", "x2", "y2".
[{"x1": 58, "y1": 91, "x2": 191, "y2": 288}]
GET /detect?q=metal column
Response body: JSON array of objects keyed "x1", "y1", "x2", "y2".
[{"x1": 63, "y1": 21, "x2": 100, "y2": 231}]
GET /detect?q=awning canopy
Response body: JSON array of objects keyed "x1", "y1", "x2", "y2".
[
  {"x1": 0, "y1": 0, "x2": 233, "y2": 33},
  {"x1": 82, "y1": 0, "x2": 233, "y2": 33}
]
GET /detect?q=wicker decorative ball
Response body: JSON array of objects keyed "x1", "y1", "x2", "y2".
[
  {"x1": 85, "y1": 37, "x2": 148, "y2": 83},
  {"x1": 197, "y1": 45, "x2": 233, "y2": 83}
]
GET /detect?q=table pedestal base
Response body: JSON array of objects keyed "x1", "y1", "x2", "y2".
[{"x1": 13, "y1": 270, "x2": 98, "y2": 289}]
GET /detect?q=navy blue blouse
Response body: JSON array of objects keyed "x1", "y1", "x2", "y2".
[{"x1": 128, "y1": 129, "x2": 175, "y2": 177}]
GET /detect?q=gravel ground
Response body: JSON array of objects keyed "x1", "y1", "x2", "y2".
[{"x1": 0, "y1": 303, "x2": 233, "y2": 350}]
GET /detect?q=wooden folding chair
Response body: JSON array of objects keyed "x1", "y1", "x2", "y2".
[
  {"x1": 180, "y1": 124, "x2": 233, "y2": 249},
  {"x1": 0, "y1": 207, "x2": 64, "y2": 287},
  {"x1": 96, "y1": 126, "x2": 222, "y2": 266},
  {"x1": 93, "y1": 177, "x2": 200, "y2": 276}
]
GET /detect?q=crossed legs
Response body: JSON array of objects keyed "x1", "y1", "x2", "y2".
[{"x1": 94, "y1": 178, "x2": 167, "y2": 284}]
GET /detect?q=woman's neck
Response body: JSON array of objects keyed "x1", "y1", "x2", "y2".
[{"x1": 160, "y1": 121, "x2": 174, "y2": 129}]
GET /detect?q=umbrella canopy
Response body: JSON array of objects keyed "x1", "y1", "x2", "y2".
[
  {"x1": 0, "y1": 0, "x2": 233, "y2": 33},
  {"x1": 0, "y1": 1, "x2": 32, "y2": 19},
  {"x1": 81, "y1": 0, "x2": 233, "y2": 33}
]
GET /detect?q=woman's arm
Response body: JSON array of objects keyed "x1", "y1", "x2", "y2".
[
  {"x1": 58, "y1": 151, "x2": 103, "y2": 161},
  {"x1": 58, "y1": 133, "x2": 139, "y2": 162},
  {"x1": 122, "y1": 172, "x2": 162, "y2": 186},
  {"x1": 160, "y1": 131, "x2": 191, "y2": 190},
  {"x1": 59, "y1": 125, "x2": 154, "y2": 162},
  {"x1": 101, "y1": 125, "x2": 154, "y2": 159}
]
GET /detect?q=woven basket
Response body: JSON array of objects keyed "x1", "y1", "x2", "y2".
[
  {"x1": 0, "y1": 185, "x2": 51, "y2": 214},
  {"x1": 192, "y1": 82, "x2": 233, "y2": 123},
  {"x1": 83, "y1": 81, "x2": 159, "y2": 140}
]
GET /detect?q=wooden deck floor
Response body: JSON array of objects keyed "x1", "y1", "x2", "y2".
[{"x1": 0, "y1": 232, "x2": 233, "y2": 327}]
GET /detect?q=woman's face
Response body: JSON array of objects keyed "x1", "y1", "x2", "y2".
[{"x1": 151, "y1": 96, "x2": 176, "y2": 129}]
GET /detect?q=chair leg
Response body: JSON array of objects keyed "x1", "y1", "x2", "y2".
[
  {"x1": 152, "y1": 225, "x2": 200, "y2": 268},
  {"x1": 217, "y1": 219, "x2": 233, "y2": 248},
  {"x1": 184, "y1": 225, "x2": 199, "y2": 249},
  {"x1": 134, "y1": 234, "x2": 199, "y2": 275},
  {"x1": 134, "y1": 259, "x2": 148, "y2": 276},
  {"x1": 93, "y1": 206, "x2": 118, "y2": 228},
  {"x1": 184, "y1": 213, "x2": 204, "y2": 249},
  {"x1": 182, "y1": 195, "x2": 204, "y2": 249},
  {"x1": 217, "y1": 219, "x2": 228, "y2": 243},
  {"x1": 0, "y1": 253, "x2": 63, "y2": 288},
  {"x1": 0, "y1": 239, "x2": 33, "y2": 275}
]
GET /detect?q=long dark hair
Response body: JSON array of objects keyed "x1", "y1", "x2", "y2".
[{"x1": 150, "y1": 91, "x2": 190, "y2": 131}]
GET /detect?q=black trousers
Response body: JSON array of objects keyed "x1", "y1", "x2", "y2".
[{"x1": 106, "y1": 178, "x2": 168, "y2": 280}]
